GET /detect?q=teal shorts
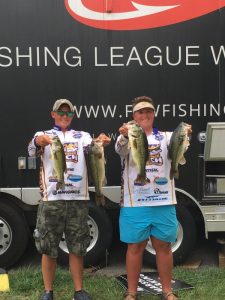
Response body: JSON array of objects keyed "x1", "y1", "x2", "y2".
[{"x1": 119, "y1": 205, "x2": 178, "y2": 243}]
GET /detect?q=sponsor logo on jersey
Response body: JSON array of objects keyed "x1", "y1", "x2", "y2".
[
  {"x1": 154, "y1": 177, "x2": 168, "y2": 185},
  {"x1": 52, "y1": 189, "x2": 81, "y2": 195},
  {"x1": 154, "y1": 188, "x2": 168, "y2": 195},
  {"x1": 67, "y1": 174, "x2": 83, "y2": 182},
  {"x1": 48, "y1": 176, "x2": 58, "y2": 182},
  {"x1": 73, "y1": 132, "x2": 82, "y2": 139}
]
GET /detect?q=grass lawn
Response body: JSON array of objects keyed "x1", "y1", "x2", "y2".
[{"x1": 0, "y1": 266, "x2": 225, "y2": 299}]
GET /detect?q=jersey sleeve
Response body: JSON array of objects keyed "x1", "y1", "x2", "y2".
[
  {"x1": 165, "y1": 131, "x2": 173, "y2": 146},
  {"x1": 28, "y1": 131, "x2": 45, "y2": 157},
  {"x1": 82, "y1": 132, "x2": 93, "y2": 154}
]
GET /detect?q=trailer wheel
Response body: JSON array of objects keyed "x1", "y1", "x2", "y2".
[
  {"x1": 143, "y1": 204, "x2": 197, "y2": 267},
  {"x1": 58, "y1": 201, "x2": 113, "y2": 267},
  {"x1": 0, "y1": 201, "x2": 29, "y2": 268}
]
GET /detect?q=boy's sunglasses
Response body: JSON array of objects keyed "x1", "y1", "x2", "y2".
[{"x1": 56, "y1": 111, "x2": 74, "y2": 117}]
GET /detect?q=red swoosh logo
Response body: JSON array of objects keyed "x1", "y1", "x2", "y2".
[{"x1": 65, "y1": 0, "x2": 225, "y2": 30}]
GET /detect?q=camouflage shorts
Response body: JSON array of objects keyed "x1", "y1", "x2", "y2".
[{"x1": 34, "y1": 200, "x2": 90, "y2": 258}]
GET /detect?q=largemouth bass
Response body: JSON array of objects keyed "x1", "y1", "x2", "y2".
[
  {"x1": 168, "y1": 122, "x2": 192, "y2": 179},
  {"x1": 50, "y1": 136, "x2": 67, "y2": 190},
  {"x1": 86, "y1": 135, "x2": 111, "y2": 206},
  {"x1": 126, "y1": 121, "x2": 150, "y2": 185}
]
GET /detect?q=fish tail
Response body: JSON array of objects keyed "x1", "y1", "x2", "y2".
[
  {"x1": 56, "y1": 181, "x2": 65, "y2": 190},
  {"x1": 95, "y1": 194, "x2": 105, "y2": 206},
  {"x1": 146, "y1": 177, "x2": 150, "y2": 184},
  {"x1": 174, "y1": 170, "x2": 179, "y2": 179},
  {"x1": 134, "y1": 175, "x2": 150, "y2": 186},
  {"x1": 170, "y1": 168, "x2": 179, "y2": 180}
]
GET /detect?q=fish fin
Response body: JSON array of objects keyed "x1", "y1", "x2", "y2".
[
  {"x1": 134, "y1": 175, "x2": 150, "y2": 186},
  {"x1": 89, "y1": 177, "x2": 94, "y2": 185},
  {"x1": 170, "y1": 168, "x2": 179, "y2": 180},
  {"x1": 95, "y1": 194, "x2": 105, "y2": 206},
  {"x1": 63, "y1": 162, "x2": 67, "y2": 173},
  {"x1": 174, "y1": 170, "x2": 179, "y2": 179},
  {"x1": 167, "y1": 149, "x2": 172, "y2": 160},
  {"x1": 97, "y1": 153, "x2": 103, "y2": 159},
  {"x1": 128, "y1": 140, "x2": 131, "y2": 149},
  {"x1": 53, "y1": 152, "x2": 58, "y2": 160},
  {"x1": 179, "y1": 156, "x2": 186, "y2": 165},
  {"x1": 56, "y1": 181, "x2": 65, "y2": 190},
  {"x1": 103, "y1": 176, "x2": 107, "y2": 186},
  {"x1": 133, "y1": 139, "x2": 137, "y2": 149},
  {"x1": 186, "y1": 140, "x2": 190, "y2": 147},
  {"x1": 52, "y1": 168, "x2": 56, "y2": 177}
]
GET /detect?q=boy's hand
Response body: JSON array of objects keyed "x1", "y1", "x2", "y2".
[
  {"x1": 119, "y1": 123, "x2": 128, "y2": 137},
  {"x1": 96, "y1": 133, "x2": 111, "y2": 146},
  {"x1": 35, "y1": 135, "x2": 52, "y2": 147}
]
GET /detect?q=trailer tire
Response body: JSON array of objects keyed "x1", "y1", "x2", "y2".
[
  {"x1": 143, "y1": 204, "x2": 197, "y2": 267},
  {"x1": 58, "y1": 201, "x2": 113, "y2": 267},
  {"x1": 0, "y1": 201, "x2": 29, "y2": 268}
]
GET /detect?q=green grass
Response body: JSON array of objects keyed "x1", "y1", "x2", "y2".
[{"x1": 1, "y1": 266, "x2": 225, "y2": 299}]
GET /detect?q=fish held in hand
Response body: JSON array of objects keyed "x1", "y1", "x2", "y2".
[
  {"x1": 86, "y1": 137, "x2": 110, "y2": 206},
  {"x1": 50, "y1": 136, "x2": 67, "y2": 190},
  {"x1": 126, "y1": 121, "x2": 150, "y2": 185},
  {"x1": 168, "y1": 122, "x2": 192, "y2": 180}
]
